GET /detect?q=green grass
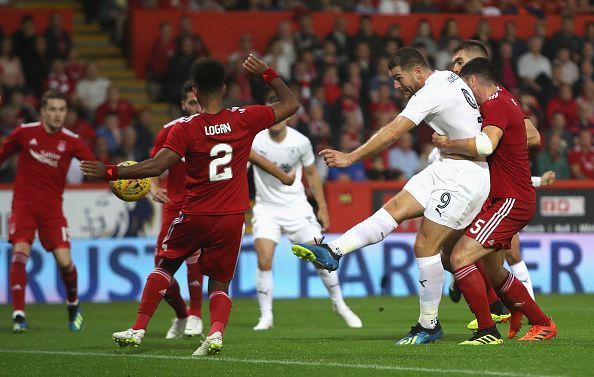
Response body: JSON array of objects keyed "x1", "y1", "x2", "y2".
[{"x1": 0, "y1": 295, "x2": 592, "y2": 377}]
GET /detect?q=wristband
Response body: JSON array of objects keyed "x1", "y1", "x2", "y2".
[
  {"x1": 531, "y1": 176, "x2": 542, "y2": 187},
  {"x1": 104, "y1": 164, "x2": 118, "y2": 181},
  {"x1": 262, "y1": 67, "x2": 279, "y2": 84}
]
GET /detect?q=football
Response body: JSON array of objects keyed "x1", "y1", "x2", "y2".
[{"x1": 109, "y1": 161, "x2": 151, "y2": 202}]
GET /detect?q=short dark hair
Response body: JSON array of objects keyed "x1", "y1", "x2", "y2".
[
  {"x1": 458, "y1": 57, "x2": 496, "y2": 84},
  {"x1": 388, "y1": 47, "x2": 430, "y2": 71},
  {"x1": 453, "y1": 39, "x2": 488, "y2": 59},
  {"x1": 182, "y1": 80, "x2": 194, "y2": 98},
  {"x1": 191, "y1": 58, "x2": 225, "y2": 94},
  {"x1": 40, "y1": 91, "x2": 68, "y2": 108}
]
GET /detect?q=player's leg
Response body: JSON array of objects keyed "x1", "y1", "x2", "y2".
[
  {"x1": 253, "y1": 237, "x2": 277, "y2": 330},
  {"x1": 506, "y1": 233, "x2": 535, "y2": 299},
  {"x1": 192, "y1": 279, "x2": 231, "y2": 356},
  {"x1": 293, "y1": 189, "x2": 425, "y2": 271},
  {"x1": 9, "y1": 242, "x2": 31, "y2": 333},
  {"x1": 396, "y1": 218, "x2": 453, "y2": 345},
  {"x1": 184, "y1": 251, "x2": 204, "y2": 336},
  {"x1": 52, "y1": 247, "x2": 84, "y2": 332},
  {"x1": 7, "y1": 207, "x2": 36, "y2": 332}
]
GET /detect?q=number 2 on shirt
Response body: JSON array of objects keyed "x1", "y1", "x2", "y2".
[{"x1": 209, "y1": 143, "x2": 233, "y2": 181}]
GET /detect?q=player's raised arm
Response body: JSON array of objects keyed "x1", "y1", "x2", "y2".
[
  {"x1": 242, "y1": 54, "x2": 299, "y2": 124},
  {"x1": 80, "y1": 148, "x2": 181, "y2": 181},
  {"x1": 249, "y1": 149, "x2": 295, "y2": 186}
]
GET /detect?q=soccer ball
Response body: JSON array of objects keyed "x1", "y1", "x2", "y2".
[{"x1": 109, "y1": 161, "x2": 151, "y2": 202}]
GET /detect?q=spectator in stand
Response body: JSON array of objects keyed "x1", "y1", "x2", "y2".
[
  {"x1": 547, "y1": 112, "x2": 574, "y2": 148},
  {"x1": 472, "y1": 19, "x2": 497, "y2": 58},
  {"x1": 411, "y1": 19, "x2": 438, "y2": 57},
  {"x1": 264, "y1": 40, "x2": 292, "y2": 80},
  {"x1": 44, "y1": 12, "x2": 72, "y2": 62},
  {"x1": 163, "y1": 37, "x2": 197, "y2": 103},
  {"x1": 9, "y1": 89, "x2": 37, "y2": 125},
  {"x1": 569, "y1": 128, "x2": 594, "y2": 179},
  {"x1": 93, "y1": 136, "x2": 112, "y2": 165},
  {"x1": 367, "y1": 56, "x2": 392, "y2": 93},
  {"x1": 499, "y1": 20, "x2": 527, "y2": 61},
  {"x1": 95, "y1": 112, "x2": 122, "y2": 153},
  {"x1": 532, "y1": 19, "x2": 555, "y2": 60},
  {"x1": 318, "y1": 39, "x2": 341, "y2": 72},
  {"x1": 537, "y1": 133, "x2": 571, "y2": 179},
  {"x1": 383, "y1": 24, "x2": 405, "y2": 52},
  {"x1": 75, "y1": 62, "x2": 111, "y2": 116},
  {"x1": 27, "y1": 36, "x2": 50, "y2": 97},
  {"x1": 325, "y1": 16, "x2": 350, "y2": 64},
  {"x1": 353, "y1": 41, "x2": 373, "y2": 81},
  {"x1": 550, "y1": 15, "x2": 581, "y2": 57},
  {"x1": 355, "y1": 0, "x2": 376, "y2": 14},
  {"x1": 576, "y1": 60, "x2": 594, "y2": 92},
  {"x1": 368, "y1": 82, "x2": 398, "y2": 130},
  {"x1": 267, "y1": 20, "x2": 297, "y2": 75},
  {"x1": 547, "y1": 84, "x2": 579, "y2": 129},
  {"x1": 44, "y1": 59, "x2": 74, "y2": 95},
  {"x1": 435, "y1": 38, "x2": 460, "y2": 71},
  {"x1": 228, "y1": 33, "x2": 258, "y2": 70},
  {"x1": 11, "y1": 15, "x2": 37, "y2": 72},
  {"x1": 411, "y1": 0, "x2": 439, "y2": 13},
  {"x1": 576, "y1": 79, "x2": 594, "y2": 127},
  {"x1": 307, "y1": 102, "x2": 332, "y2": 153},
  {"x1": 95, "y1": 86, "x2": 136, "y2": 129},
  {"x1": 581, "y1": 41, "x2": 594, "y2": 67},
  {"x1": 555, "y1": 47, "x2": 579, "y2": 86},
  {"x1": 175, "y1": 15, "x2": 209, "y2": 58},
  {"x1": 147, "y1": 21, "x2": 176, "y2": 83},
  {"x1": 294, "y1": 14, "x2": 323, "y2": 56},
  {"x1": 438, "y1": 18, "x2": 462, "y2": 50},
  {"x1": 327, "y1": 134, "x2": 367, "y2": 182},
  {"x1": 65, "y1": 108, "x2": 96, "y2": 148},
  {"x1": 518, "y1": 37, "x2": 552, "y2": 92},
  {"x1": 387, "y1": 133, "x2": 421, "y2": 179},
  {"x1": 0, "y1": 38, "x2": 25, "y2": 95},
  {"x1": 64, "y1": 48, "x2": 85, "y2": 84},
  {"x1": 493, "y1": 41, "x2": 519, "y2": 92},
  {"x1": 583, "y1": 22, "x2": 594, "y2": 51},
  {"x1": 321, "y1": 65, "x2": 341, "y2": 105},
  {"x1": 352, "y1": 16, "x2": 382, "y2": 58},
  {"x1": 378, "y1": 0, "x2": 410, "y2": 14},
  {"x1": 115, "y1": 127, "x2": 148, "y2": 162},
  {"x1": 131, "y1": 107, "x2": 156, "y2": 156}
]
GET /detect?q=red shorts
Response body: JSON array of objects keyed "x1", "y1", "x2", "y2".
[
  {"x1": 154, "y1": 207, "x2": 200, "y2": 267},
  {"x1": 8, "y1": 204, "x2": 70, "y2": 251},
  {"x1": 158, "y1": 212, "x2": 245, "y2": 282},
  {"x1": 465, "y1": 197, "x2": 535, "y2": 250}
]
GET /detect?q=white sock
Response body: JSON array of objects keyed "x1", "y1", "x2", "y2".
[
  {"x1": 510, "y1": 261, "x2": 535, "y2": 300},
  {"x1": 327, "y1": 208, "x2": 398, "y2": 255},
  {"x1": 416, "y1": 254, "x2": 444, "y2": 330},
  {"x1": 256, "y1": 269, "x2": 273, "y2": 318},
  {"x1": 316, "y1": 269, "x2": 345, "y2": 308}
]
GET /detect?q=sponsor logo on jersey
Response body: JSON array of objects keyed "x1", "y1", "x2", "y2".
[
  {"x1": 447, "y1": 73, "x2": 459, "y2": 83},
  {"x1": 462, "y1": 88, "x2": 478, "y2": 109},
  {"x1": 230, "y1": 107, "x2": 246, "y2": 113},
  {"x1": 204, "y1": 122, "x2": 232, "y2": 135},
  {"x1": 29, "y1": 149, "x2": 60, "y2": 167}
]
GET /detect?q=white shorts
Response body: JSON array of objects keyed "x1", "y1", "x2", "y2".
[
  {"x1": 403, "y1": 158, "x2": 490, "y2": 230},
  {"x1": 252, "y1": 201, "x2": 322, "y2": 244}
]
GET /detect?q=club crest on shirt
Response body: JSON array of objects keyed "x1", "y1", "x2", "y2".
[
  {"x1": 280, "y1": 163, "x2": 292, "y2": 173},
  {"x1": 57, "y1": 140, "x2": 66, "y2": 152}
]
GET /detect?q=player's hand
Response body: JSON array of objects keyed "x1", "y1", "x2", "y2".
[
  {"x1": 317, "y1": 206, "x2": 330, "y2": 232},
  {"x1": 243, "y1": 54, "x2": 269, "y2": 77},
  {"x1": 432, "y1": 132, "x2": 449, "y2": 151},
  {"x1": 541, "y1": 170, "x2": 556, "y2": 186},
  {"x1": 281, "y1": 171, "x2": 296, "y2": 186},
  {"x1": 319, "y1": 149, "x2": 353, "y2": 168},
  {"x1": 80, "y1": 160, "x2": 106, "y2": 180},
  {"x1": 150, "y1": 186, "x2": 170, "y2": 203}
]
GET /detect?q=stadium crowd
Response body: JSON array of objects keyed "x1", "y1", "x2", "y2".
[{"x1": 1, "y1": 4, "x2": 593, "y2": 183}]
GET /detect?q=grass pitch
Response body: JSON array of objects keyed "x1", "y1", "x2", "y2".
[{"x1": 0, "y1": 295, "x2": 591, "y2": 377}]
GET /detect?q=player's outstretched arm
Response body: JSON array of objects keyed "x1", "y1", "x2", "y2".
[
  {"x1": 432, "y1": 125, "x2": 503, "y2": 157},
  {"x1": 525, "y1": 118, "x2": 541, "y2": 147},
  {"x1": 242, "y1": 54, "x2": 299, "y2": 124},
  {"x1": 249, "y1": 149, "x2": 295, "y2": 185},
  {"x1": 320, "y1": 116, "x2": 416, "y2": 167},
  {"x1": 0, "y1": 127, "x2": 22, "y2": 165},
  {"x1": 81, "y1": 148, "x2": 181, "y2": 181},
  {"x1": 303, "y1": 164, "x2": 330, "y2": 231}
]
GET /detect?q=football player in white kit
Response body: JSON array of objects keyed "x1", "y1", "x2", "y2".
[
  {"x1": 293, "y1": 47, "x2": 490, "y2": 344},
  {"x1": 251, "y1": 95, "x2": 362, "y2": 331}
]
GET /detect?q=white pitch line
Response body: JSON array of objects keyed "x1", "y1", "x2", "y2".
[{"x1": 0, "y1": 349, "x2": 566, "y2": 377}]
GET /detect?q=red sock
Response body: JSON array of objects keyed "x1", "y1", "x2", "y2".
[
  {"x1": 186, "y1": 258, "x2": 203, "y2": 317},
  {"x1": 497, "y1": 272, "x2": 550, "y2": 326},
  {"x1": 208, "y1": 290, "x2": 232, "y2": 336},
  {"x1": 60, "y1": 264, "x2": 78, "y2": 303},
  {"x1": 455, "y1": 264, "x2": 495, "y2": 330},
  {"x1": 10, "y1": 252, "x2": 29, "y2": 313},
  {"x1": 132, "y1": 267, "x2": 172, "y2": 330},
  {"x1": 475, "y1": 261, "x2": 499, "y2": 306},
  {"x1": 164, "y1": 278, "x2": 188, "y2": 319}
]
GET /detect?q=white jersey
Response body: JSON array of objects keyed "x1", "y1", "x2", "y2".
[
  {"x1": 252, "y1": 127, "x2": 315, "y2": 206},
  {"x1": 400, "y1": 70, "x2": 482, "y2": 140}
]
